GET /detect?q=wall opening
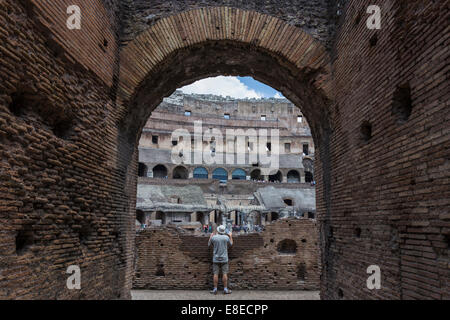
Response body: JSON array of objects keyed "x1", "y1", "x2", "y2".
[
  {"x1": 15, "y1": 229, "x2": 34, "y2": 255},
  {"x1": 212, "y1": 168, "x2": 228, "y2": 182},
  {"x1": 250, "y1": 169, "x2": 262, "y2": 181},
  {"x1": 153, "y1": 164, "x2": 168, "y2": 178},
  {"x1": 193, "y1": 167, "x2": 208, "y2": 179},
  {"x1": 277, "y1": 239, "x2": 297, "y2": 254},
  {"x1": 360, "y1": 121, "x2": 372, "y2": 142},
  {"x1": 232, "y1": 168, "x2": 246, "y2": 180},
  {"x1": 136, "y1": 210, "x2": 145, "y2": 225},
  {"x1": 287, "y1": 170, "x2": 300, "y2": 183},
  {"x1": 268, "y1": 170, "x2": 282, "y2": 183},
  {"x1": 155, "y1": 264, "x2": 165, "y2": 277},
  {"x1": 138, "y1": 163, "x2": 148, "y2": 177},
  {"x1": 173, "y1": 166, "x2": 188, "y2": 179},
  {"x1": 392, "y1": 83, "x2": 413, "y2": 123}
]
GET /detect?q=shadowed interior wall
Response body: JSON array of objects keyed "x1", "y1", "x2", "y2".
[
  {"x1": 321, "y1": 0, "x2": 449, "y2": 300},
  {"x1": 0, "y1": 0, "x2": 448, "y2": 300}
]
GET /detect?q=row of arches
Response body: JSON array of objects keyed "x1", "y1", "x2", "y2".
[{"x1": 139, "y1": 163, "x2": 314, "y2": 183}]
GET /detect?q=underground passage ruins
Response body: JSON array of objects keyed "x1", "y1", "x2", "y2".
[{"x1": 0, "y1": 0, "x2": 448, "y2": 300}]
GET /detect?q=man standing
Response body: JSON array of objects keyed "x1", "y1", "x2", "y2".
[{"x1": 208, "y1": 225, "x2": 233, "y2": 294}]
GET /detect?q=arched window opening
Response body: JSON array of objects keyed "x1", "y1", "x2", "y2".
[
  {"x1": 212, "y1": 168, "x2": 228, "y2": 182},
  {"x1": 193, "y1": 167, "x2": 208, "y2": 179},
  {"x1": 287, "y1": 170, "x2": 300, "y2": 183},
  {"x1": 305, "y1": 171, "x2": 314, "y2": 183},
  {"x1": 269, "y1": 170, "x2": 282, "y2": 183},
  {"x1": 153, "y1": 164, "x2": 168, "y2": 178},
  {"x1": 138, "y1": 162, "x2": 148, "y2": 177},
  {"x1": 173, "y1": 166, "x2": 188, "y2": 179},
  {"x1": 232, "y1": 168, "x2": 246, "y2": 180},
  {"x1": 283, "y1": 198, "x2": 293, "y2": 206},
  {"x1": 277, "y1": 239, "x2": 297, "y2": 254}
]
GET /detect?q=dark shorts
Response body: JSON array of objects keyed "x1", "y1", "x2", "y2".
[{"x1": 213, "y1": 262, "x2": 229, "y2": 275}]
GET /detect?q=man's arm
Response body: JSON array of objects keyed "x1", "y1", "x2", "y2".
[
  {"x1": 228, "y1": 232, "x2": 233, "y2": 246},
  {"x1": 208, "y1": 232, "x2": 214, "y2": 247}
]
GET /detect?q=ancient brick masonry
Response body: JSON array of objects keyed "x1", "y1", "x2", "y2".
[
  {"x1": 0, "y1": 0, "x2": 132, "y2": 299},
  {"x1": 134, "y1": 219, "x2": 320, "y2": 290},
  {"x1": 322, "y1": 0, "x2": 450, "y2": 300},
  {"x1": 0, "y1": 0, "x2": 448, "y2": 300}
]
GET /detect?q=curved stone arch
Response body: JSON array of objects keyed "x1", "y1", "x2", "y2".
[
  {"x1": 269, "y1": 170, "x2": 283, "y2": 183},
  {"x1": 287, "y1": 169, "x2": 301, "y2": 183},
  {"x1": 250, "y1": 168, "x2": 263, "y2": 181},
  {"x1": 231, "y1": 168, "x2": 247, "y2": 180},
  {"x1": 212, "y1": 167, "x2": 229, "y2": 181},
  {"x1": 152, "y1": 164, "x2": 168, "y2": 178},
  {"x1": 138, "y1": 162, "x2": 148, "y2": 177},
  {"x1": 118, "y1": 7, "x2": 333, "y2": 146},
  {"x1": 172, "y1": 165, "x2": 189, "y2": 179},
  {"x1": 193, "y1": 166, "x2": 209, "y2": 179}
]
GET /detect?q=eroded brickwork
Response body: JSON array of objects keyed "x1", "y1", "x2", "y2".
[
  {"x1": 133, "y1": 219, "x2": 320, "y2": 290},
  {"x1": 0, "y1": 0, "x2": 448, "y2": 300},
  {"x1": 321, "y1": 0, "x2": 450, "y2": 300},
  {"x1": 0, "y1": 0, "x2": 133, "y2": 299}
]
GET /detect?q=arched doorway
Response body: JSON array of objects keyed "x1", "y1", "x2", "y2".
[
  {"x1": 212, "y1": 168, "x2": 228, "y2": 182},
  {"x1": 250, "y1": 169, "x2": 262, "y2": 181},
  {"x1": 136, "y1": 210, "x2": 145, "y2": 225},
  {"x1": 193, "y1": 167, "x2": 208, "y2": 179},
  {"x1": 287, "y1": 170, "x2": 300, "y2": 183},
  {"x1": 172, "y1": 166, "x2": 188, "y2": 179},
  {"x1": 138, "y1": 163, "x2": 148, "y2": 177}
]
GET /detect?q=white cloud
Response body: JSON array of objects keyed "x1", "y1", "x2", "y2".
[
  {"x1": 180, "y1": 76, "x2": 263, "y2": 99},
  {"x1": 274, "y1": 92, "x2": 285, "y2": 99}
]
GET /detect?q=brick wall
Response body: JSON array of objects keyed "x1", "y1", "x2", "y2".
[
  {"x1": 0, "y1": 0, "x2": 448, "y2": 300},
  {"x1": 133, "y1": 218, "x2": 320, "y2": 290},
  {"x1": 0, "y1": 0, "x2": 134, "y2": 299}
]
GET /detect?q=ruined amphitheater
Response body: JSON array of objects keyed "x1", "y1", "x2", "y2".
[{"x1": 0, "y1": 0, "x2": 448, "y2": 300}]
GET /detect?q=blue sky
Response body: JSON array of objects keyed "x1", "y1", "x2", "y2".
[{"x1": 180, "y1": 76, "x2": 284, "y2": 99}]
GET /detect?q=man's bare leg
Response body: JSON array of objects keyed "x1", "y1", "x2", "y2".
[
  {"x1": 210, "y1": 274, "x2": 219, "y2": 294},
  {"x1": 223, "y1": 274, "x2": 232, "y2": 294}
]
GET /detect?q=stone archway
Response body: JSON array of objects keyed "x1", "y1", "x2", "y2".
[
  {"x1": 118, "y1": 8, "x2": 333, "y2": 144},
  {"x1": 117, "y1": 7, "x2": 333, "y2": 298}
]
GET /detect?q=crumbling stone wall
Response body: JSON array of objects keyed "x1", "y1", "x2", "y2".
[{"x1": 133, "y1": 218, "x2": 320, "y2": 290}]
